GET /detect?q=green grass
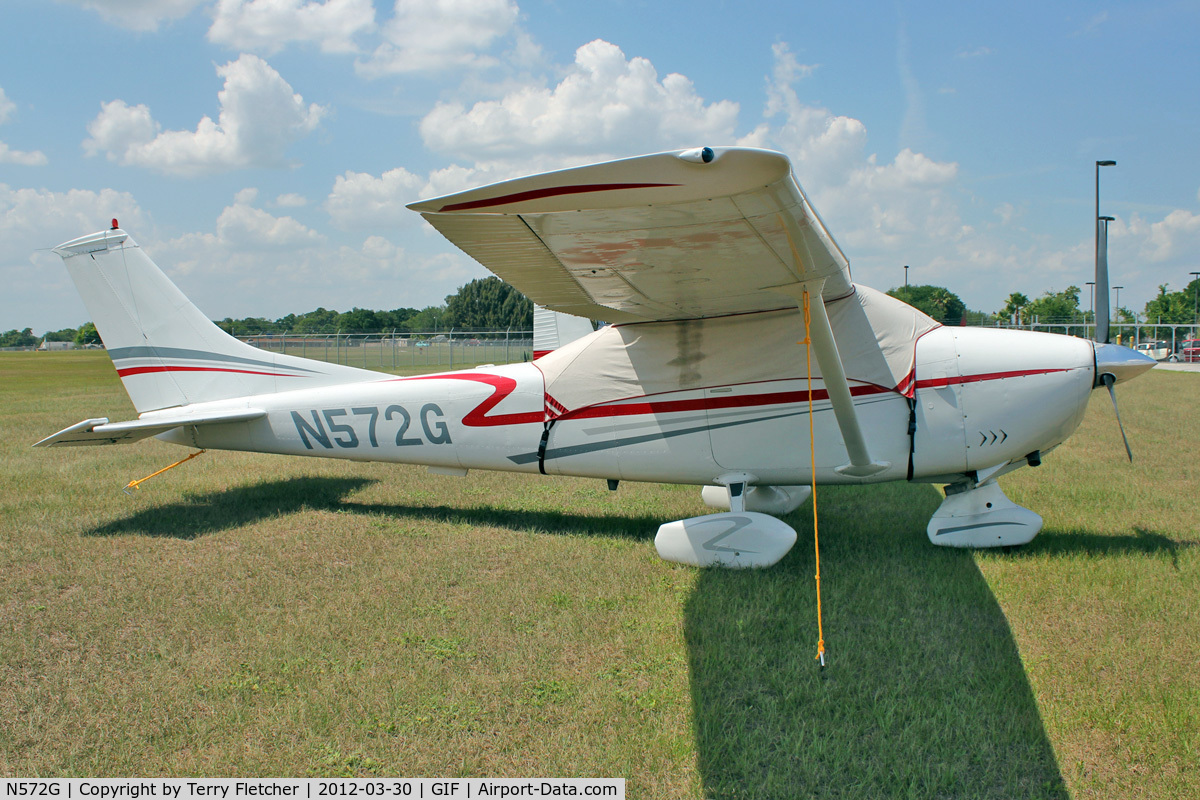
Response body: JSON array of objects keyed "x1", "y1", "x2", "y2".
[{"x1": 1, "y1": 351, "x2": 1197, "y2": 798}]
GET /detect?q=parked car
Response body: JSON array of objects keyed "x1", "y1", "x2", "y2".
[
  {"x1": 1177, "y1": 339, "x2": 1200, "y2": 363},
  {"x1": 1135, "y1": 340, "x2": 1172, "y2": 361}
]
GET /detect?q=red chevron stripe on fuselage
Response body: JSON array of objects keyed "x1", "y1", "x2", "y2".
[{"x1": 392, "y1": 367, "x2": 1079, "y2": 431}]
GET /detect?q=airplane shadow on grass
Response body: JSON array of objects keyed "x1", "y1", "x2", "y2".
[
  {"x1": 85, "y1": 476, "x2": 380, "y2": 539},
  {"x1": 684, "y1": 481, "x2": 1070, "y2": 800},
  {"x1": 84, "y1": 475, "x2": 666, "y2": 542},
  {"x1": 86, "y1": 476, "x2": 1189, "y2": 798},
  {"x1": 1018, "y1": 526, "x2": 1194, "y2": 569}
]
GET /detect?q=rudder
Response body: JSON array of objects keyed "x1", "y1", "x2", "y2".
[{"x1": 54, "y1": 225, "x2": 381, "y2": 413}]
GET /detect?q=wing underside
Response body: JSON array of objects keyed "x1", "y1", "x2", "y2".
[{"x1": 410, "y1": 147, "x2": 854, "y2": 322}]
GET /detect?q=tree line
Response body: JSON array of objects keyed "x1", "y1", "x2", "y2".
[
  {"x1": 890, "y1": 277, "x2": 1200, "y2": 335},
  {"x1": 7, "y1": 274, "x2": 1198, "y2": 348},
  {"x1": 2, "y1": 276, "x2": 533, "y2": 346},
  {"x1": 214, "y1": 276, "x2": 533, "y2": 336}
]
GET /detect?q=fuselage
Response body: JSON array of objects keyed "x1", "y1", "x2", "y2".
[{"x1": 158, "y1": 318, "x2": 1098, "y2": 490}]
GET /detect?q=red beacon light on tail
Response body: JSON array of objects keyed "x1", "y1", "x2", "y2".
[{"x1": 111, "y1": 218, "x2": 119, "y2": 230}]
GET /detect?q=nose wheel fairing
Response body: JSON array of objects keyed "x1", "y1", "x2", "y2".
[{"x1": 927, "y1": 481, "x2": 1043, "y2": 548}]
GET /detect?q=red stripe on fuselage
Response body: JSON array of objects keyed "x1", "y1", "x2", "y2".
[
  {"x1": 556, "y1": 367, "x2": 1076, "y2": 421},
  {"x1": 375, "y1": 365, "x2": 1084, "y2": 430},
  {"x1": 558, "y1": 383, "x2": 893, "y2": 421},
  {"x1": 915, "y1": 367, "x2": 1073, "y2": 389},
  {"x1": 397, "y1": 373, "x2": 545, "y2": 427}
]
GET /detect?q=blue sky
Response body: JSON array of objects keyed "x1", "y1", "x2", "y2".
[{"x1": 2, "y1": 0, "x2": 1198, "y2": 333}]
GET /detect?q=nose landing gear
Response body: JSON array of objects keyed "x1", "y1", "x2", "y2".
[{"x1": 927, "y1": 480, "x2": 1043, "y2": 548}]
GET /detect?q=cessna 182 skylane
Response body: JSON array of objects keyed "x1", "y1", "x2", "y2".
[{"x1": 37, "y1": 147, "x2": 1155, "y2": 567}]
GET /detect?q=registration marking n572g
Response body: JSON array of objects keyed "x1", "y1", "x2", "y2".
[{"x1": 290, "y1": 404, "x2": 451, "y2": 450}]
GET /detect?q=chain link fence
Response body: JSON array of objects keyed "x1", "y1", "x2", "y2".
[
  {"x1": 239, "y1": 330, "x2": 534, "y2": 372},
  {"x1": 985, "y1": 321, "x2": 1197, "y2": 352}
]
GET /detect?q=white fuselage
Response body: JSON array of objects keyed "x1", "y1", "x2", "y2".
[{"x1": 159, "y1": 324, "x2": 1096, "y2": 489}]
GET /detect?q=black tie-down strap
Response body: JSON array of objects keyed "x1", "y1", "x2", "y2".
[
  {"x1": 906, "y1": 396, "x2": 917, "y2": 481},
  {"x1": 537, "y1": 419, "x2": 556, "y2": 475}
]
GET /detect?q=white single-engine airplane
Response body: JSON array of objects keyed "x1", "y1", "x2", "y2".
[{"x1": 37, "y1": 147, "x2": 1154, "y2": 567}]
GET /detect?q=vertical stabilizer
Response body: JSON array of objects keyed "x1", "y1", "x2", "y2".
[
  {"x1": 54, "y1": 227, "x2": 381, "y2": 412},
  {"x1": 532, "y1": 305, "x2": 595, "y2": 359}
]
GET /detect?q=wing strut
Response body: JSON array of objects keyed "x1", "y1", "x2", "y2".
[{"x1": 782, "y1": 282, "x2": 889, "y2": 478}]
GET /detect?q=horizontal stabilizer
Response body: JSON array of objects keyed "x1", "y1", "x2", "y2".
[{"x1": 33, "y1": 408, "x2": 266, "y2": 447}]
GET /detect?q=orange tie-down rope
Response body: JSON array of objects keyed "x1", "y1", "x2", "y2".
[
  {"x1": 802, "y1": 288, "x2": 827, "y2": 668},
  {"x1": 123, "y1": 450, "x2": 206, "y2": 494}
]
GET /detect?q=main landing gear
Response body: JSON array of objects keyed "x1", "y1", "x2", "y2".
[
  {"x1": 654, "y1": 473, "x2": 807, "y2": 568},
  {"x1": 653, "y1": 472, "x2": 1044, "y2": 567}
]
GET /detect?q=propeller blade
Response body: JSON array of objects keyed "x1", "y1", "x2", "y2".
[{"x1": 1101, "y1": 373, "x2": 1133, "y2": 462}]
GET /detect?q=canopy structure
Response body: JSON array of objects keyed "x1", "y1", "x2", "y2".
[{"x1": 536, "y1": 285, "x2": 938, "y2": 416}]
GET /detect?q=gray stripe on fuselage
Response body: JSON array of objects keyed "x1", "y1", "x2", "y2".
[
  {"x1": 107, "y1": 346, "x2": 321, "y2": 374},
  {"x1": 507, "y1": 409, "x2": 807, "y2": 465}
]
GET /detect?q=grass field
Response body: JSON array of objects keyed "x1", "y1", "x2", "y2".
[{"x1": 1, "y1": 351, "x2": 1197, "y2": 798}]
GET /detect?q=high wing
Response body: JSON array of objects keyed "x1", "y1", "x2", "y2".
[
  {"x1": 408, "y1": 147, "x2": 853, "y2": 322},
  {"x1": 34, "y1": 408, "x2": 266, "y2": 447}
]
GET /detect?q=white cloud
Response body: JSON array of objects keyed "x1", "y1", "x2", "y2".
[
  {"x1": 55, "y1": 0, "x2": 206, "y2": 32},
  {"x1": 358, "y1": 0, "x2": 519, "y2": 76},
  {"x1": 0, "y1": 184, "x2": 143, "y2": 245},
  {"x1": 994, "y1": 202, "x2": 1018, "y2": 226},
  {"x1": 419, "y1": 39, "x2": 741, "y2": 162},
  {"x1": 1128, "y1": 210, "x2": 1200, "y2": 263},
  {"x1": 274, "y1": 192, "x2": 308, "y2": 207},
  {"x1": 758, "y1": 43, "x2": 867, "y2": 188},
  {"x1": 153, "y1": 192, "x2": 475, "y2": 319},
  {"x1": 208, "y1": 0, "x2": 376, "y2": 55},
  {"x1": 167, "y1": 189, "x2": 323, "y2": 265},
  {"x1": 1074, "y1": 11, "x2": 1109, "y2": 37},
  {"x1": 0, "y1": 89, "x2": 14, "y2": 124},
  {"x1": 83, "y1": 54, "x2": 325, "y2": 176},
  {"x1": 0, "y1": 184, "x2": 146, "y2": 330},
  {"x1": 0, "y1": 143, "x2": 48, "y2": 166},
  {"x1": 326, "y1": 166, "x2": 426, "y2": 230},
  {"x1": 0, "y1": 88, "x2": 48, "y2": 166},
  {"x1": 750, "y1": 43, "x2": 962, "y2": 260}
]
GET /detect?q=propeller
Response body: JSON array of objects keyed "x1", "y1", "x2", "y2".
[
  {"x1": 1091, "y1": 198, "x2": 1154, "y2": 461},
  {"x1": 1100, "y1": 372, "x2": 1133, "y2": 462},
  {"x1": 1093, "y1": 343, "x2": 1155, "y2": 462}
]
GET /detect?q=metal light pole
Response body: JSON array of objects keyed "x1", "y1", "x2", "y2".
[
  {"x1": 1113, "y1": 285, "x2": 1124, "y2": 342},
  {"x1": 904, "y1": 265, "x2": 909, "y2": 292},
  {"x1": 1085, "y1": 280, "x2": 1096, "y2": 337},
  {"x1": 1191, "y1": 271, "x2": 1200, "y2": 325},
  {"x1": 1095, "y1": 160, "x2": 1116, "y2": 342}
]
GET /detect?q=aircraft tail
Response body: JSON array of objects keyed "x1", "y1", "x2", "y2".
[
  {"x1": 532, "y1": 305, "x2": 595, "y2": 359},
  {"x1": 54, "y1": 225, "x2": 381, "y2": 413}
]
